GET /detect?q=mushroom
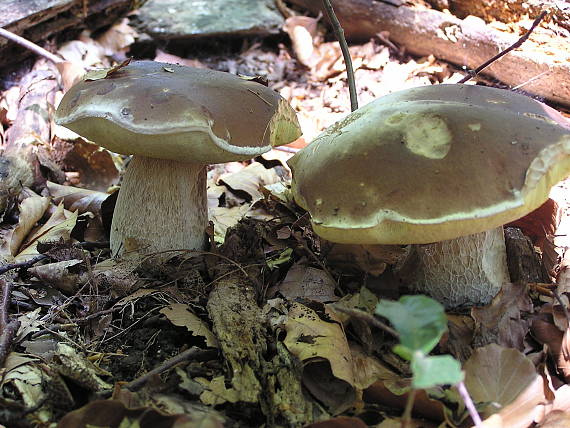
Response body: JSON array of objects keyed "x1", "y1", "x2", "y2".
[
  {"x1": 56, "y1": 61, "x2": 301, "y2": 256},
  {"x1": 288, "y1": 84, "x2": 570, "y2": 309}
]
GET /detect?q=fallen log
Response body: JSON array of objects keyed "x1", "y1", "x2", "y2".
[
  {"x1": 0, "y1": 0, "x2": 133, "y2": 69},
  {"x1": 441, "y1": 0, "x2": 570, "y2": 31},
  {"x1": 207, "y1": 220, "x2": 313, "y2": 425},
  {"x1": 289, "y1": 0, "x2": 570, "y2": 106},
  {"x1": 3, "y1": 59, "x2": 66, "y2": 188}
]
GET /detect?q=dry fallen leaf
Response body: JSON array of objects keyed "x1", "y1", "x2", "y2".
[
  {"x1": 51, "y1": 138, "x2": 120, "y2": 191},
  {"x1": 28, "y1": 259, "x2": 84, "y2": 295},
  {"x1": 47, "y1": 181, "x2": 109, "y2": 216},
  {"x1": 218, "y1": 162, "x2": 281, "y2": 202},
  {"x1": 16, "y1": 203, "x2": 78, "y2": 261},
  {"x1": 283, "y1": 301, "x2": 355, "y2": 413},
  {"x1": 57, "y1": 398, "x2": 203, "y2": 428},
  {"x1": 480, "y1": 375, "x2": 546, "y2": 428},
  {"x1": 1, "y1": 347, "x2": 54, "y2": 410},
  {"x1": 326, "y1": 243, "x2": 407, "y2": 276},
  {"x1": 350, "y1": 345, "x2": 394, "y2": 391},
  {"x1": 471, "y1": 282, "x2": 533, "y2": 351},
  {"x1": 160, "y1": 303, "x2": 219, "y2": 348},
  {"x1": 209, "y1": 205, "x2": 250, "y2": 243},
  {"x1": 95, "y1": 18, "x2": 138, "y2": 58},
  {"x1": 0, "y1": 192, "x2": 50, "y2": 259},
  {"x1": 55, "y1": 60, "x2": 85, "y2": 91},
  {"x1": 278, "y1": 263, "x2": 338, "y2": 302},
  {"x1": 283, "y1": 15, "x2": 320, "y2": 67},
  {"x1": 15, "y1": 307, "x2": 43, "y2": 341},
  {"x1": 532, "y1": 314, "x2": 570, "y2": 382},
  {"x1": 464, "y1": 344, "x2": 541, "y2": 421},
  {"x1": 304, "y1": 416, "x2": 369, "y2": 428},
  {"x1": 154, "y1": 49, "x2": 205, "y2": 68}
]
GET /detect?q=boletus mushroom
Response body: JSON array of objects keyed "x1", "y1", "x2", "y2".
[
  {"x1": 288, "y1": 84, "x2": 570, "y2": 309},
  {"x1": 56, "y1": 61, "x2": 301, "y2": 256}
]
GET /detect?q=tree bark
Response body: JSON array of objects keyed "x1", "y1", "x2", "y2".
[{"x1": 289, "y1": 0, "x2": 570, "y2": 106}]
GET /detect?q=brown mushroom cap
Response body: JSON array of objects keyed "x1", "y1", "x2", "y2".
[
  {"x1": 288, "y1": 84, "x2": 570, "y2": 245},
  {"x1": 55, "y1": 60, "x2": 301, "y2": 163}
]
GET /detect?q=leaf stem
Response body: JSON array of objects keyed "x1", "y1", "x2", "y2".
[
  {"x1": 457, "y1": 381, "x2": 483, "y2": 427},
  {"x1": 401, "y1": 388, "x2": 416, "y2": 428}
]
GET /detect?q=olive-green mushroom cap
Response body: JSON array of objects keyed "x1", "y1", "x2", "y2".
[
  {"x1": 55, "y1": 61, "x2": 301, "y2": 163},
  {"x1": 288, "y1": 84, "x2": 570, "y2": 245}
]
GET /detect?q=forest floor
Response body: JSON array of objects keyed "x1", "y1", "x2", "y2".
[{"x1": 1, "y1": 2, "x2": 570, "y2": 428}]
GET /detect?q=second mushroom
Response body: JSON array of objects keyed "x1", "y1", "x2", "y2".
[{"x1": 288, "y1": 84, "x2": 570, "y2": 309}]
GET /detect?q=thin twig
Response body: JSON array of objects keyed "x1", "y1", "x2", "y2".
[
  {"x1": 457, "y1": 381, "x2": 483, "y2": 427},
  {"x1": 0, "y1": 320, "x2": 20, "y2": 367},
  {"x1": 321, "y1": 0, "x2": 358, "y2": 111},
  {"x1": 31, "y1": 323, "x2": 77, "y2": 339},
  {"x1": 0, "y1": 279, "x2": 10, "y2": 329},
  {"x1": 0, "y1": 27, "x2": 62, "y2": 64},
  {"x1": 69, "y1": 307, "x2": 122, "y2": 324},
  {"x1": 10, "y1": 300, "x2": 34, "y2": 311},
  {"x1": 0, "y1": 254, "x2": 47, "y2": 275},
  {"x1": 0, "y1": 279, "x2": 21, "y2": 368},
  {"x1": 512, "y1": 70, "x2": 550, "y2": 90},
  {"x1": 458, "y1": 11, "x2": 547, "y2": 84},
  {"x1": 143, "y1": 248, "x2": 267, "y2": 296},
  {"x1": 125, "y1": 347, "x2": 218, "y2": 391},
  {"x1": 332, "y1": 305, "x2": 399, "y2": 338}
]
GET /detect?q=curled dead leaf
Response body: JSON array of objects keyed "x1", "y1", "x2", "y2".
[
  {"x1": 278, "y1": 263, "x2": 338, "y2": 302},
  {"x1": 28, "y1": 259, "x2": 84, "y2": 294},
  {"x1": 160, "y1": 303, "x2": 218, "y2": 348},
  {"x1": 16, "y1": 203, "x2": 78, "y2": 261},
  {"x1": 464, "y1": 344, "x2": 542, "y2": 422},
  {"x1": 47, "y1": 181, "x2": 109, "y2": 216},
  {"x1": 532, "y1": 316, "x2": 570, "y2": 382},
  {"x1": 283, "y1": 301, "x2": 356, "y2": 413}
]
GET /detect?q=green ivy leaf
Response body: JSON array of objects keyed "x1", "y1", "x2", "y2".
[
  {"x1": 375, "y1": 295, "x2": 447, "y2": 356},
  {"x1": 411, "y1": 353, "x2": 464, "y2": 389}
]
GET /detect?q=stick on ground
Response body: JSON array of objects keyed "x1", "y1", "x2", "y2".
[{"x1": 321, "y1": 0, "x2": 358, "y2": 111}]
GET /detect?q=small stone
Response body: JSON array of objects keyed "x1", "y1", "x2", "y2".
[{"x1": 134, "y1": 0, "x2": 284, "y2": 39}]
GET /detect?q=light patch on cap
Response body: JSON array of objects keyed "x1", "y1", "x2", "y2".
[
  {"x1": 401, "y1": 114, "x2": 452, "y2": 159},
  {"x1": 468, "y1": 123, "x2": 481, "y2": 131}
]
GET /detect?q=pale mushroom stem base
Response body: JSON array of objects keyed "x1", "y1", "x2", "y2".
[
  {"x1": 110, "y1": 156, "x2": 207, "y2": 256},
  {"x1": 405, "y1": 227, "x2": 510, "y2": 309}
]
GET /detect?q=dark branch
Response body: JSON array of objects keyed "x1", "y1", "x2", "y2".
[{"x1": 322, "y1": 0, "x2": 358, "y2": 111}]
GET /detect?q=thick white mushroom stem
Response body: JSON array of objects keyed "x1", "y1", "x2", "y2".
[
  {"x1": 407, "y1": 227, "x2": 510, "y2": 309},
  {"x1": 110, "y1": 156, "x2": 207, "y2": 256}
]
